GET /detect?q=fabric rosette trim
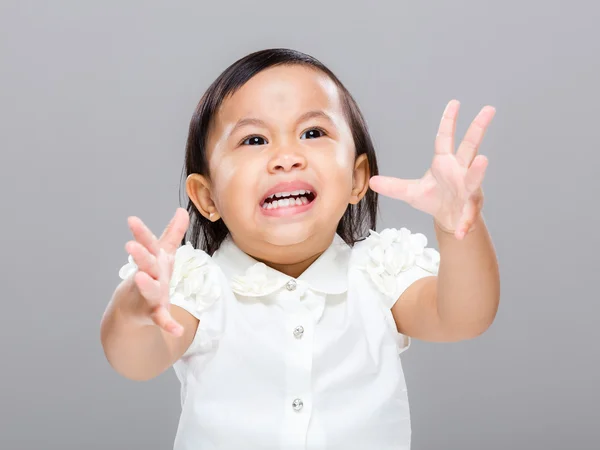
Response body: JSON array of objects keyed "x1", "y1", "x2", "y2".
[{"x1": 359, "y1": 228, "x2": 440, "y2": 297}]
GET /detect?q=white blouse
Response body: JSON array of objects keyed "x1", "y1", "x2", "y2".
[{"x1": 119, "y1": 228, "x2": 440, "y2": 450}]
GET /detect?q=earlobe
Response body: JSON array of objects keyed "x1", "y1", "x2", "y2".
[
  {"x1": 186, "y1": 174, "x2": 221, "y2": 221},
  {"x1": 349, "y1": 154, "x2": 370, "y2": 205}
]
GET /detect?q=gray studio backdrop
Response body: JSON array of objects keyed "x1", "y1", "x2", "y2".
[{"x1": 1, "y1": 1, "x2": 598, "y2": 449}]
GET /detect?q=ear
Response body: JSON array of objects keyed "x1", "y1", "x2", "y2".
[
  {"x1": 349, "y1": 153, "x2": 370, "y2": 205},
  {"x1": 186, "y1": 174, "x2": 221, "y2": 221}
]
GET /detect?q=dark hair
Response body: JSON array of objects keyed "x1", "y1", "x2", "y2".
[{"x1": 179, "y1": 48, "x2": 379, "y2": 255}]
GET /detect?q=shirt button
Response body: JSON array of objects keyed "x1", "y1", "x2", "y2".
[
  {"x1": 293, "y1": 325, "x2": 304, "y2": 339},
  {"x1": 285, "y1": 279, "x2": 297, "y2": 291},
  {"x1": 292, "y1": 398, "x2": 304, "y2": 411}
]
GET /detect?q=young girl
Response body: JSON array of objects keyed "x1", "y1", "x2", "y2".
[{"x1": 101, "y1": 48, "x2": 500, "y2": 450}]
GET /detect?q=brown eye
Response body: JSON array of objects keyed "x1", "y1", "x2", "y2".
[
  {"x1": 242, "y1": 136, "x2": 267, "y2": 146},
  {"x1": 301, "y1": 128, "x2": 325, "y2": 140}
]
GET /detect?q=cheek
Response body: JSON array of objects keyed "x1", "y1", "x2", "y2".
[
  {"x1": 334, "y1": 144, "x2": 354, "y2": 170},
  {"x1": 330, "y1": 144, "x2": 356, "y2": 190},
  {"x1": 318, "y1": 147, "x2": 355, "y2": 208},
  {"x1": 212, "y1": 158, "x2": 237, "y2": 187},
  {"x1": 211, "y1": 157, "x2": 258, "y2": 218}
]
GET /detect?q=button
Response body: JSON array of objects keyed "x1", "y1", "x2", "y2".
[
  {"x1": 285, "y1": 279, "x2": 297, "y2": 291},
  {"x1": 292, "y1": 398, "x2": 303, "y2": 411},
  {"x1": 293, "y1": 325, "x2": 304, "y2": 339}
]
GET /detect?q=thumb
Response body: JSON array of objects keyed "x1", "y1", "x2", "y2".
[
  {"x1": 150, "y1": 304, "x2": 183, "y2": 336},
  {"x1": 464, "y1": 155, "x2": 488, "y2": 194},
  {"x1": 152, "y1": 248, "x2": 183, "y2": 336},
  {"x1": 158, "y1": 248, "x2": 175, "y2": 294},
  {"x1": 369, "y1": 175, "x2": 419, "y2": 203},
  {"x1": 159, "y1": 208, "x2": 190, "y2": 253}
]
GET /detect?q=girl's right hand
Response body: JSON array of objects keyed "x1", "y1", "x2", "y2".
[{"x1": 124, "y1": 207, "x2": 190, "y2": 337}]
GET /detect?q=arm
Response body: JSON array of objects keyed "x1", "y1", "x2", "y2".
[
  {"x1": 100, "y1": 276, "x2": 199, "y2": 381},
  {"x1": 391, "y1": 214, "x2": 499, "y2": 342},
  {"x1": 100, "y1": 208, "x2": 197, "y2": 381},
  {"x1": 369, "y1": 99, "x2": 499, "y2": 343}
]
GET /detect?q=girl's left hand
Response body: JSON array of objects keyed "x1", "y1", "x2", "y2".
[{"x1": 369, "y1": 100, "x2": 496, "y2": 240}]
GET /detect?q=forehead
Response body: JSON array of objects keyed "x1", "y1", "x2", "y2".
[{"x1": 215, "y1": 65, "x2": 344, "y2": 125}]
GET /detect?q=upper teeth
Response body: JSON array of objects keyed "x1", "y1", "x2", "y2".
[{"x1": 266, "y1": 190, "x2": 311, "y2": 201}]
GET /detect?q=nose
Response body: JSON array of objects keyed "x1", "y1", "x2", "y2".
[{"x1": 267, "y1": 148, "x2": 307, "y2": 173}]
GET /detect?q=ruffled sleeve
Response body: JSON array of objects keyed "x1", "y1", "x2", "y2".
[
  {"x1": 118, "y1": 242, "x2": 223, "y2": 357},
  {"x1": 360, "y1": 227, "x2": 440, "y2": 307},
  {"x1": 355, "y1": 227, "x2": 440, "y2": 353}
]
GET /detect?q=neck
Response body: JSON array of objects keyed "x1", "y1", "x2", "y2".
[
  {"x1": 258, "y1": 252, "x2": 323, "y2": 279},
  {"x1": 231, "y1": 232, "x2": 335, "y2": 278}
]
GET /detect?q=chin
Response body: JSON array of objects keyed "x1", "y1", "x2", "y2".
[{"x1": 262, "y1": 223, "x2": 315, "y2": 247}]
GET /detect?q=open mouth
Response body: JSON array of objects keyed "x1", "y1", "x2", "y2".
[{"x1": 260, "y1": 189, "x2": 317, "y2": 210}]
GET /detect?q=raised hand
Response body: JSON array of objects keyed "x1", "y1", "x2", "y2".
[
  {"x1": 124, "y1": 207, "x2": 190, "y2": 336},
  {"x1": 369, "y1": 100, "x2": 496, "y2": 240}
]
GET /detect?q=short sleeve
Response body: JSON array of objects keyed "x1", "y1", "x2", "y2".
[
  {"x1": 118, "y1": 243, "x2": 224, "y2": 358},
  {"x1": 387, "y1": 263, "x2": 439, "y2": 308},
  {"x1": 358, "y1": 227, "x2": 440, "y2": 307},
  {"x1": 354, "y1": 227, "x2": 440, "y2": 354}
]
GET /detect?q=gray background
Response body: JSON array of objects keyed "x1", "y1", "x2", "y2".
[{"x1": 1, "y1": 0, "x2": 598, "y2": 449}]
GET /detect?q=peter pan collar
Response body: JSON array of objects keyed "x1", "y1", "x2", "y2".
[{"x1": 212, "y1": 234, "x2": 350, "y2": 298}]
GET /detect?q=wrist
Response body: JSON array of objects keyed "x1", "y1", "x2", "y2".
[
  {"x1": 115, "y1": 277, "x2": 155, "y2": 327},
  {"x1": 433, "y1": 219, "x2": 457, "y2": 235},
  {"x1": 433, "y1": 215, "x2": 480, "y2": 238}
]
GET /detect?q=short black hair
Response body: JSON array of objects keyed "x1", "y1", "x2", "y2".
[{"x1": 179, "y1": 48, "x2": 379, "y2": 255}]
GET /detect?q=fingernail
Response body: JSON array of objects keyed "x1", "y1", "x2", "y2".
[{"x1": 166, "y1": 322, "x2": 181, "y2": 334}]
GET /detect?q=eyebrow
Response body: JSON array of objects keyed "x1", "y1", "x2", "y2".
[
  {"x1": 227, "y1": 110, "x2": 336, "y2": 139},
  {"x1": 296, "y1": 110, "x2": 335, "y2": 126}
]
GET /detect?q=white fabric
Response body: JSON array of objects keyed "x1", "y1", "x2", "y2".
[{"x1": 120, "y1": 228, "x2": 439, "y2": 449}]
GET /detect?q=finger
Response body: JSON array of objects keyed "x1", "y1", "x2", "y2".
[
  {"x1": 156, "y1": 247, "x2": 175, "y2": 289},
  {"x1": 463, "y1": 155, "x2": 488, "y2": 194},
  {"x1": 455, "y1": 106, "x2": 496, "y2": 167},
  {"x1": 456, "y1": 198, "x2": 480, "y2": 240},
  {"x1": 159, "y1": 208, "x2": 190, "y2": 254},
  {"x1": 150, "y1": 305, "x2": 184, "y2": 337},
  {"x1": 128, "y1": 216, "x2": 160, "y2": 256},
  {"x1": 434, "y1": 100, "x2": 460, "y2": 155},
  {"x1": 369, "y1": 175, "x2": 420, "y2": 204},
  {"x1": 133, "y1": 271, "x2": 163, "y2": 305},
  {"x1": 125, "y1": 240, "x2": 159, "y2": 280}
]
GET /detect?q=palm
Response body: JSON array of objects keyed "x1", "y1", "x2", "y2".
[
  {"x1": 411, "y1": 153, "x2": 476, "y2": 224},
  {"x1": 129, "y1": 208, "x2": 190, "y2": 257},
  {"x1": 124, "y1": 208, "x2": 190, "y2": 336},
  {"x1": 370, "y1": 100, "x2": 495, "y2": 239}
]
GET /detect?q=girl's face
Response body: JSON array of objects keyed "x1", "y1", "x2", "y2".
[{"x1": 189, "y1": 65, "x2": 369, "y2": 263}]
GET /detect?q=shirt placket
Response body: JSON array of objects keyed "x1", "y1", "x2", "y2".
[{"x1": 280, "y1": 278, "x2": 315, "y2": 450}]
